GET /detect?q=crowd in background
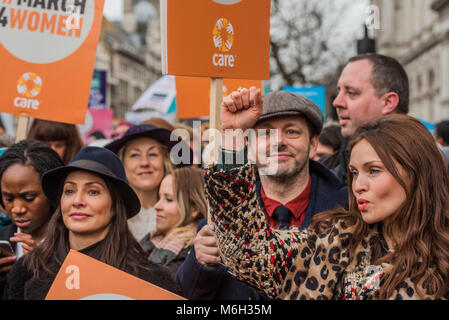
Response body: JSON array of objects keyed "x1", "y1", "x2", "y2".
[{"x1": 0, "y1": 53, "x2": 448, "y2": 300}]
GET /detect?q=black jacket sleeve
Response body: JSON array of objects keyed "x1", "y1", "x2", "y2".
[{"x1": 2, "y1": 256, "x2": 28, "y2": 300}]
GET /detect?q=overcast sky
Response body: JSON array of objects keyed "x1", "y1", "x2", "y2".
[{"x1": 102, "y1": 0, "x2": 369, "y2": 33}]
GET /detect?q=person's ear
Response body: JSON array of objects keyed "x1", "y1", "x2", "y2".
[
  {"x1": 381, "y1": 92, "x2": 400, "y2": 115},
  {"x1": 309, "y1": 135, "x2": 319, "y2": 159},
  {"x1": 190, "y1": 207, "x2": 200, "y2": 220}
]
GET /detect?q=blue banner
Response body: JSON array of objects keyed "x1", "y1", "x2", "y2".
[
  {"x1": 283, "y1": 86, "x2": 326, "y2": 121},
  {"x1": 88, "y1": 70, "x2": 107, "y2": 109}
]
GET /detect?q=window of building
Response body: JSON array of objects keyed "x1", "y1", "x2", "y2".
[
  {"x1": 134, "y1": 87, "x2": 142, "y2": 102},
  {"x1": 119, "y1": 80, "x2": 129, "y2": 101},
  {"x1": 428, "y1": 69, "x2": 435, "y2": 89},
  {"x1": 417, "y1": 74, "x2": 422, "y2": 92}
]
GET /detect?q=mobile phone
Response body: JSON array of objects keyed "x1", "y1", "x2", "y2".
[{"x1": 0, "y1": 240, "x2": 14, "y2": 257}]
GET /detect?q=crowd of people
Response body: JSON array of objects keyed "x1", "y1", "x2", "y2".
[{"x1": 0, "y1": 53, "x2": 448, "y2": 300}]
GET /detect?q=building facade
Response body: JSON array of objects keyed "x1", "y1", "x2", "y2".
[
  {"x1": 94, "y1": 0, "x2": 162, "y2": 119},
  {"x1": 371, "y1": 0, "x2": 449, "y2": 122}
]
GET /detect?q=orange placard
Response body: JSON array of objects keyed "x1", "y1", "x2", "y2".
[
  {"x1": 45, "y1": 250, "x2": 185, "y2": 300},
  {"x1": 176, "y1": 76, "x2": 263, "y2": 119},
  {"x1": 161, "y1": 0, "x2": 271, "y2": 80},
  {"x1": 0, "y1": 1, "x2": 105, "y2": 124}
]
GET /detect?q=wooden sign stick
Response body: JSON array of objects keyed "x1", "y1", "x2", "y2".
[
  {"x1": 208, "y1": 77, "x2": 223, "y2": 225},
  {"x1": 15, "y1": 115, "x2": 29, "y2": 143},
  {"x1": 209, "y1": 78, "x2": 223, "y2": 131}
]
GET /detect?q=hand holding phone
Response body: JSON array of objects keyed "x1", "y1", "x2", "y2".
[{"x1": 0, "y1": 240, "x2": 14, "y2": 257}]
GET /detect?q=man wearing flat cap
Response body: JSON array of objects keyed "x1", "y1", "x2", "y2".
[{"x1": 176, "y1": 87, "x2": 348, "y2": 300}]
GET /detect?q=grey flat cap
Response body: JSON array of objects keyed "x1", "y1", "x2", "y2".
[{"x1": 257, "y1": 91, "x2": 324, "y2": 135}]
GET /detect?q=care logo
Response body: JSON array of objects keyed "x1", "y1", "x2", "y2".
[
  {"x1": 213, "y1": 18, "x2": 234, "y2": 52},
  {"x1": 212, "y1": 18, "x2": 235, "y2": 67},
  {"x1": 17, "y1": 72, "x2": 42, "y2": 98},
  {"x1": 14, "y1": 72, "x2": 42, "y2": 110}
]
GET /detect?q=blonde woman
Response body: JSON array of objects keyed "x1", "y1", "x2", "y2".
[
  {"x1": 105, "y1": 124, "x2": 192, "y2": 241},
  {"x1": 140, "y1": 167, "x2": 207, "y2": 280}
]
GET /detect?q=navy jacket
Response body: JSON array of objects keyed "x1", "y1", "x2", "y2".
[
  {"x1": 320, "y1": 139, "x2": 349, "y2": 185},
  {"x1": 175, "y1": 160, "x2": 348, "y2": 300}
]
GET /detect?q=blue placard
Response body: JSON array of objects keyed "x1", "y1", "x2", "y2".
[
  {"x1": 88, "y1": 70, "x2": 107, "y2": 109},
  {"x1": 418, "y1": 118, "x2": 435, "y2": 133},
  {"x1": 283, "y1": 86, "x2": 326, "y2": 121}
]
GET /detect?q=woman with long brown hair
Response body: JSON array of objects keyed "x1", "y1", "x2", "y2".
[
  {"x1": 206, "y1": 114, "x2": 449, "y2": 299},
  {"x1": 2, "y1": 147, "x2": 180, "y2": 299}
]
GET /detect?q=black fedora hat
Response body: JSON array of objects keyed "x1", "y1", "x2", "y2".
[
  {"x1": 104, "y1": 124, "x2": 193, "y2": 167},
  {"x1": 41, "y1": 146, "x2": 141, "y2": 219}
]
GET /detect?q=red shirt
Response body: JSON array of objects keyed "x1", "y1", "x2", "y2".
[{"x1": 260, "y1": 177, "x2": 312, "y2": 229}]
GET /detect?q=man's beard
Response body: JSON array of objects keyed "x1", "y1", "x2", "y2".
[{"x1": 262, "y1": 144, "x2": 310, "y2": 183}]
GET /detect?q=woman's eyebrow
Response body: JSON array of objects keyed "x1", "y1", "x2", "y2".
[
  {"x1": 349, "y1": 160, "x2": 382, "y2": 168},
  {"x1": 64, "y1": 181, "x2": 106, "y2": 187}
]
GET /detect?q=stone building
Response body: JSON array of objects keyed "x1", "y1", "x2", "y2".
[
  {"x1": 123, "y1": 0, "x2": 162, "y2": 85},
  {"x1": 93, "y1": 0, "x2": 162, "y2": 119},
  {"x1": 370, "y1": 0, "x2": 449, "y2": 122}
]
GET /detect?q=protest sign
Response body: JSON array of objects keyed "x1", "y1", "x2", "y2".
[
  {"x1": 45, "y1": 250, "x2": 185, "y2": 300},
  {"x1": 160, "y1": 0, "x2": 271, "y2": 80},
  {"x1": 132, "y1": 75, "x2": 176, "y2": 113},
  {"x1": 0, "y1": 0, "x2": 105, "y2": 133},
  {"x1": 161, "y1": 0, "x2": 270, "y2": 164},
  {"x1": 77, "y1": 108, "x2": 113, "y2": 143}
]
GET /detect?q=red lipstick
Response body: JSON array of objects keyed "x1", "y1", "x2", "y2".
[{"x1": 357, "y1": 199, "x2": 369, "y2": 211}]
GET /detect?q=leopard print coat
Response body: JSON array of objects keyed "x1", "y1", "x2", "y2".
[{"x1": 205, "y1": 163, "x2": 441, "y2": 300}]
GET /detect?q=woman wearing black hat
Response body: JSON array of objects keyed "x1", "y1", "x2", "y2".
[
  {"x1": 2, "y1": 147, "x2": 181, "y2": 300},
  {"x1": 105, "y1": 124, "x2": 192, "y2": 242}
]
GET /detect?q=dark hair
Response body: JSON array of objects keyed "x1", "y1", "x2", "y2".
[
  {"x1": 24, "y1": 174, "x2": 149, "y2": 278},
  {"x1": 318, "y1": 123, "x2": 343, "y2": 152},
  {"x1": 435, "y1": 120, "x2": 449, "y2": 146},
  {"x1": 88, "y1": 130, "x2": 106, "y2": 140},
  {"x1": 0, "y1": 140, "x2": 64, "y2": 210},
  {"x1": 27, "y1": 119, "x2": 84, "y2": 164},
  {"x1": 312, "y1": 114, "x2": 449, "y2": 299},
  {"x1": 348, "y1": 53, "x2": 409, "y2": 115}
]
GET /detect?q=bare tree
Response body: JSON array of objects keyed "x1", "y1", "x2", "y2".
[{"x1": 269, "y1": 0, "x2": 365, "y2": 91}]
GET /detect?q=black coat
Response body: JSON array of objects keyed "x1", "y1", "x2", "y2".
[
  {"x1": 0, "y1": 224, "x2": 17, "y2": 294},
  {"x1": 320, "y1": 139, "x2": 349, "y2": 185},
  {"x1": 2, "y1": 239, "x2": 182, "y2": 300}
]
